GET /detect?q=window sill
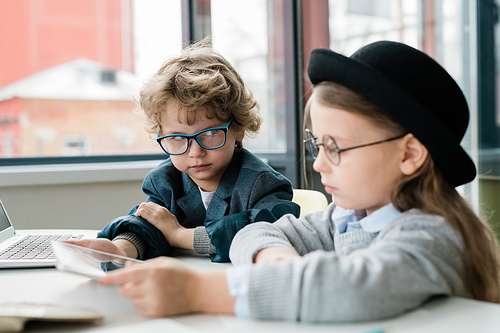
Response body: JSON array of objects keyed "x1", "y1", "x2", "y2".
[{"x1": 0, "y1": 160, "x2": 163, "y2": 187}]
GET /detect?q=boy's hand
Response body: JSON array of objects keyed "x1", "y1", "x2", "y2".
[
  {"x1": 100, "y1": 257, "x2": 234, "y2": 317},
  {"x1": 63, "y1": 238, "x2": 137, "y2": 259},
  {"x1": 134, "y1": 202, "x2": 194, "y2": 249},
  {"x1": 254, "y1": 246, "x2": 300, "y2": 264}
]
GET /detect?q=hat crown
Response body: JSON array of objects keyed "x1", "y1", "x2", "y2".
[{"x1": 351, "y1": 41, "x2": 469, "y2": 143}]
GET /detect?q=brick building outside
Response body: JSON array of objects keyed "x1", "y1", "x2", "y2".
[{"x1": 0, "y1": 0, "x2": 158, "y2": 158}]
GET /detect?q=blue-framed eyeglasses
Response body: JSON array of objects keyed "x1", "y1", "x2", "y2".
[
  {"x1": 303, "y1": 129, "x2": 407, "y2": 165},
  {"x1": 156, "y1": 118, "x2": 233, "y2": 155}
]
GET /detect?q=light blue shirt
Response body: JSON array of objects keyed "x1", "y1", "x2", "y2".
[
  {"x1": 332, "y1": 203, "x2": 401, "y2": 234},
  {"x1": 225, "y1": 203, "x2": 402, "y2": 318}
]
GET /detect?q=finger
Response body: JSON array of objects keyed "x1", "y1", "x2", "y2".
[
  {"x1": 143, "y1": 201, "x2": 161, "y2": 209},
  {"x1": 134, "y1": 202, "x2": 149, "y2": 215},
  {"x1": 135, "y1": 209, "x2": 152, "y2": 221},
  {"x1": 62, "y1": 239, "x2": 92, "y2": 247},
  {"x1": 125, "y1": 260, "x2": 138, "y2": 267},
  {"x1": 118, "y1": 280, "x2": 145, "y2": 298},
  {"x1": 135, "y1": 203, "x2": 158, "y2": 217},
  {"x1": 142, "y1": 202, "x2": 168, "y2": 215},
  {"x1": 140, "y1": 202, "x2": 158, "y2": 211}
]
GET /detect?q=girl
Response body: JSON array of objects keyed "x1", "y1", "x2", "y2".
[
  {"x1": 70, "y1": 39, "x2": 299, "y2": 263},
  {"x1": 99, "y1": 41, "x2": 500, "y2": 322}
]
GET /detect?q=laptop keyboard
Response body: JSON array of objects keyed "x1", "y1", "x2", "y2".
[{"x1": 0, "y1": 234, "x2": 83, "y2": 261}]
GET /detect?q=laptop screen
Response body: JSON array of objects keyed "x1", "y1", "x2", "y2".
[{"x1": 0, "y1": 201, "x2": 13, "y2": 232}]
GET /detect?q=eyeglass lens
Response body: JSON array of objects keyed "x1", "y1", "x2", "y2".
[
  {"x1": 159, "y1": 129, "x2": 226, "y2": 154},
  {"x1": 304, "y1": 131, "x2": 318, "y2": 158},
  {"x1": 304, "y1": 130, "x2": 340, "y2": 165}
]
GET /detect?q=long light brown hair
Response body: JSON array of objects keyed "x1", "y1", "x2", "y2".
[{"x1": 308, "y1": 81, "x2": 500, "y2": 303}]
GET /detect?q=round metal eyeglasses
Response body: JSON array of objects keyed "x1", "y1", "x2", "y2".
[
  {"x1": 303, "y1": 129, "x2": 408, "y2": 165},
  {"x1": 157, "y1": 118, "x2": 233, "y2": 155}
]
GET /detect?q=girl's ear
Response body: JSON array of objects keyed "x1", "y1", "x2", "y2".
[{"x1": 400, "y1": 134, "x2": 428, "y2": 176}]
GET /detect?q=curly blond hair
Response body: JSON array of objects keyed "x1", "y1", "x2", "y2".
[{"x1": 137, "y1": 38, "x2": 262, "y2": 151}]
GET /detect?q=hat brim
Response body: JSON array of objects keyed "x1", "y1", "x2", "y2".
[{"x1": 308, "y1": 48, "x2": 476, "y2": 187}]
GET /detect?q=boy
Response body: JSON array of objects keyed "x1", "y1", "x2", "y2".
[{"x1": 75, "y1": 40, "x2": 299, "y2": 262}]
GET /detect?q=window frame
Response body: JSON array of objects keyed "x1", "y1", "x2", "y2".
[
  {"x1": 182, "y1": 0, "x2": 303, "y2": 186},
  {"x1": 1, "y1": 0, "x2": 303, "y2": 189}
]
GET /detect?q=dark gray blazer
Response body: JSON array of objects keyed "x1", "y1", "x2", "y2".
[{"x1": 98, "y1": 148, "x2": 300, "y2": 262}]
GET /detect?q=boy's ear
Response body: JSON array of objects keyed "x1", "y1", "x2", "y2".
[
  {"x1": 235, "y1": 132, "x2": 245, "y2": 141},
  {"x1": 400, "y1": 134, "x2": 428, "y2": 176}
]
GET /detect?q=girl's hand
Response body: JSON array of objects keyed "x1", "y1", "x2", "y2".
[
  {"x1": 134, "y1": 202, "x2": 194, "y2": 249},
  {"x1": 63, "y1": 238, "x2": 136, "y2": 259},
  {"x1": 100, "y1": 257, "x2": 234, "y2": 317},
  {"x1": 254, "y1": 246, "x2": 300, "y2": 263}
]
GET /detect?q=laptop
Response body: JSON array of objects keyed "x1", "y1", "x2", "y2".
[{"x1": 0, "y1": 199, "x2": 97, "y2": 268}]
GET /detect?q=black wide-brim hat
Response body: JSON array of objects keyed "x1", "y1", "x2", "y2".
[{"x1": 307, "y1": 41, "x2": 476, "y2": 187}]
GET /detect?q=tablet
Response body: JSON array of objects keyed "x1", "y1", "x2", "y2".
[{"x1": 51, "y1": 241, "x2": 143, "y2": 279}]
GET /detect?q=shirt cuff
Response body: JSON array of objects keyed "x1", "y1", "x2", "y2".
[
  {"x1": 226, "y1": 265, "x2": 252, "y2": 318},
  {"x1": 192, "y1": 226, "x2": 216, "y2": 255},
  {"x1": 112, "y1": 232, "x2": 146, "y2": 260}
]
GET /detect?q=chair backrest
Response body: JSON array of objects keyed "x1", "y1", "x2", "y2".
[{"x1": 292, "y1": 189, "x2": 329, "y2": 217}]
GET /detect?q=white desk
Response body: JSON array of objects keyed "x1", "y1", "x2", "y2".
[{"x1": 1, "y1": 236, "x2": 500, "y2": 332}]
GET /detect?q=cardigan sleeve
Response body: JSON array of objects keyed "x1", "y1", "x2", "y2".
[
  {"x1": 229, "y1": 205, "x2": 336, "y2": 265},
  {"x1": 233, "y1": 212, "x2": 468, "y2": 322},
  {"x1": 205, "y1": 171, "x2": 300, "y2": 263}
]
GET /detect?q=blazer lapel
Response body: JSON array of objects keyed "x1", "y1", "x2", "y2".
[
  {"x1": 177, "y1": 173, "x2": 206, "y2": 227},
  {"x1": 205, "y1": 153, "x2": 241, "y2": 221}
]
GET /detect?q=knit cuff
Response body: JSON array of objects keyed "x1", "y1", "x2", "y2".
[
  {"x1": 113, "y1": 232, "x2": 147, "y2": 260},
  {"x1": 193, "y1": 226, "x2": 216, "y2": 255}
]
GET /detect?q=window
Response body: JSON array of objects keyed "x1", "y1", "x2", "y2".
[
  {"x1": 0, "y1": 0, "x2": 182, "y2": 162},
  {"x1": 0, "y1": 0, "x2": 300, "y2": 186},
  {"x1": 212, "y1": 0, "x2": 286, "y2": 154},
  {"x1": 478, "y1": 0, "x2": 500, "y2": 239},
  {"x1": 329, "y1": 0, "x2": 419, "y2": 54},
  {"x1": 207, "y1": 0, "x2": 300, "y2": 184},
  {"x1": 300, "y1": 0, "x2": 476, "y2": 203},
  {"x1": 62, "y1": 135, "x2": 91, "y2": 156}
]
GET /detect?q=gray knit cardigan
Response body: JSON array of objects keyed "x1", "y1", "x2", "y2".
[{"x1": 229, "y1": 203, "x2": 470, "y2": 322}]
